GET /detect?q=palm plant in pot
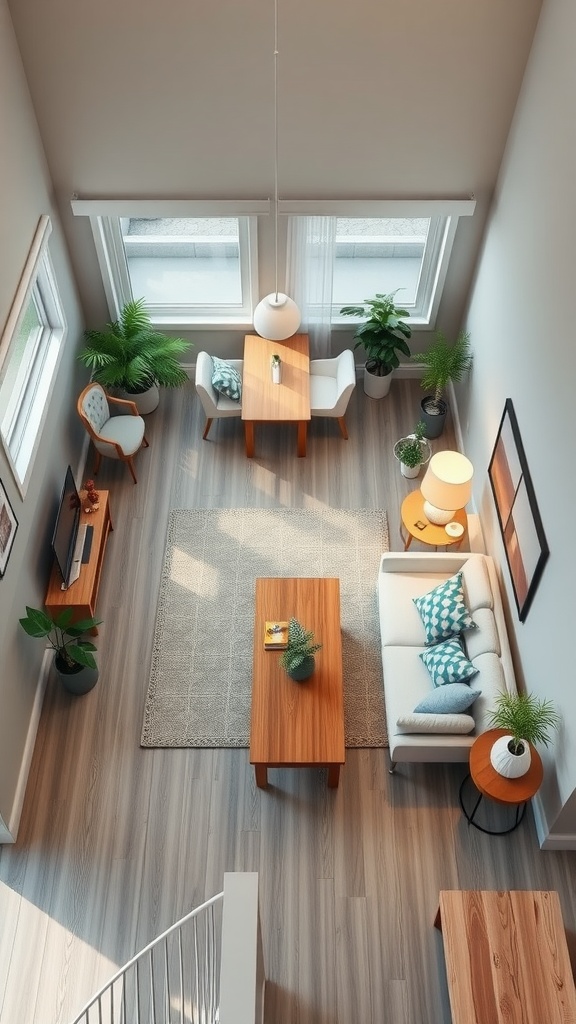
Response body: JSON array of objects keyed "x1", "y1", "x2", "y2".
[
  {"x1": 79, "y1": 297, "x2": 192, "y2": 414},
  {"x1": 411, "y1": 329, "x2": 472, "y2": 438},
  {"x1": 340, "y1": 290, "x2": 412, "y2": 399},
  {"x1": 19, "y1": 606, "x2": 101, "y2": 695},
  {"x1": 279, "y1": 618, "x2": 322, "y2": 681},
  {"x1": 393, "y1": 420, "x2": 432, "y2": 479},
  {"x1": 488, "y1": 692, "x2": 560, "y2": 778}
]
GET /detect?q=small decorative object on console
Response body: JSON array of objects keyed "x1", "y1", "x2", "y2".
[{"x1": 83, "y1": 479, "x2": 100, "y2": 513}]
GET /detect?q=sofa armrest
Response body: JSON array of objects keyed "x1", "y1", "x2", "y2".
[{"x1": 378, "y1": 551, "x2": 474, "y2": 576}]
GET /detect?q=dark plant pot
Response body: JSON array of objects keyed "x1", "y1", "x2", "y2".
[
  {"x1": 287, "y1": 656, "x2": 315, "y2": 682},
  {"x1": 420, "y1": 396, "x2": 447, "y2": 439},
  {"x1": 54, "y1": 654, "x2": 99, "y2": 695}
]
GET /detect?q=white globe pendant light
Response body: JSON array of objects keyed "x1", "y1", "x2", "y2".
[{"x1": 253, "y1": 0, "x2": 301, "y2": 342}]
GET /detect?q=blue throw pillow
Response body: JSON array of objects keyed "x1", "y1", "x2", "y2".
[
  {"x1": 212, "y1": 356, "x2": 242, "y2": 402},
  {"x1": 414, "y1": 683, "x2": 481, "y2": 715},
  {"x1": 419, "y1": 636, "x2": 478, "y2": 687},
  {"x1": 413, "y1": 571, "x2": 476, "y2": 645}
]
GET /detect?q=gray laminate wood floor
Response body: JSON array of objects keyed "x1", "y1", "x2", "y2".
[{"x1": 1, "y1": 378, "x2": 575, "y2": 1024}]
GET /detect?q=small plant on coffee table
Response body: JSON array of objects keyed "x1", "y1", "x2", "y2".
[{"x1": 280, "y1": 618, "x2": 322, "y2": 682}]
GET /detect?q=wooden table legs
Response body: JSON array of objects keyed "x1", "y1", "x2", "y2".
[
  {"x1": 253, "y1": 763, "x2": 341, "y2": 789},
  {"x1": 243, "y1": 421, "x2": 308, "y2": 458}
]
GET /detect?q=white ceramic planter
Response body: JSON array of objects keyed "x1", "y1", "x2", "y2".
[
  {"x1": 119, "y1": 383, "x2": 160, "y2": 414},
  {"x1": 363, "y1": 366, "x2": 392, "y2": 399},
  {"x1": 271, "y1": 359, "x2": 282, "y2": 384},
  {"x1": 490, "y1": 734, "x2": 532, "y2": 778},
  {"x1": 400, "y1": 462, "x2": 421, "y2": 479}
]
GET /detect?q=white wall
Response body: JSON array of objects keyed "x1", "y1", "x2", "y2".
[
  {"x1": 461, "y1": 0, "x2": 576, "y2": 845},
  {"x1": 8, "y1": 0, "x2": 541, "y2": 342},
  {"x1": 0, "y1": 0, "x2": 88, "y2": 839}
]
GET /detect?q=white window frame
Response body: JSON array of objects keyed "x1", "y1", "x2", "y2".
[
  {"x1": 0, "y1": 216, "x2": 67, "y2": 497},
  {"x1": 280, "y1": 198, "x2": 476, "y2": 329},
  {"x1": 71, "y1": 199, "x2": 268, "y2": 328}
]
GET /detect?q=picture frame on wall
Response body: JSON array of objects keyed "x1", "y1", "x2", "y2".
[
  {"x1": 0, "y1": 478, "x2": 18, "y2": 577},
  {"x1": 488, "y1": 398, "x2": 549, "y2": 622}
]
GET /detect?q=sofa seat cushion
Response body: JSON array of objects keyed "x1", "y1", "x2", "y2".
[
  {"x1": 464, "y1": 608, "x2": 501, "y2": 660},
  {"x1": 469, "y1": 652, "x2": 508, "y2": 733},
  {"x1": 378, "y1": 571, "x2": 453, "y2": 646},
  {"x1": 413, "y1": 572, "x2": 476, "y2": 645}
]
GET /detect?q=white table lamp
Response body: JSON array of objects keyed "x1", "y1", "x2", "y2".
[{"x1": 420, "y1": 451, "x2": 473, "y2": 525}]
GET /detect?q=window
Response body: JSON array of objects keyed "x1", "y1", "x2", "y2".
[
  {"x1": 283, "y1": 199, "x2": 476, "y2": 330},
  {"x1": 0, "y1": 217, "x2": 66, "y2": 496},
  {"x1": 73, "y1": 201, "x2": 264, "y2": 326}
]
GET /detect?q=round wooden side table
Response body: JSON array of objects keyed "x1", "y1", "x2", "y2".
[
  {"x1": 400, "y1": 490, "x2": 468, "y2": 550},
  {"x1": 459, "y1": 728, "x2": 543, "y2": 835}
]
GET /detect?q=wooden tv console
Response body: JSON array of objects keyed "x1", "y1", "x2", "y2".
[{"x1": 45, "y1": 490, "x2": 112, "y2": 635}]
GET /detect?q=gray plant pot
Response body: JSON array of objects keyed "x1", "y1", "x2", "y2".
[
  {"x1": 420, "y1": 396, "x2": 447, "y2": 438},
  {"x1": 54, "y1": 654, "x2": 99, "y2": 695}
]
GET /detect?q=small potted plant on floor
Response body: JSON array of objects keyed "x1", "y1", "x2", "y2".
[
  {"x1": 279, "y1": 618, "x2": 322, "y2": 681},
  {"x1": 488, "y1": 692, "x2": 561, "y2": 778},
  {"x1": 19, "y1": 606, "x2": 101, "y2": 695},
  {"x1": 79, "y1": 297, "x2": 192, "y2": 414},
  {"x1": 340, "y1": 290, "x2": 412, "y2": 399},
  {"x1": 393, "y1": 421, "x2": 432, "y2": 478},
  {"x1": 411, "y1": 329, "x2": 472, "y2": 438}
]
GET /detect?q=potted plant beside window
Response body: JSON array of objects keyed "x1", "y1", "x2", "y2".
[
  {"x1": 411, "y1": 329, "x2": 472, "y2": 438},
  {"x1": 393, "y1": 421, "x2": 432, "y2": 478},
  {"x1": 340, "y1": 291, "x2": 412, "y2": 399},
  {"x1": 488, "y1": 692, "x2": 560, "y2": 778},
  {"x1": 79, "y1": 297, "x2": 192, "y2": 414}
]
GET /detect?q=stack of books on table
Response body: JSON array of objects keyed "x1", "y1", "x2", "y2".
[{"x1": 264, "y1": 621, "x2": 289, "y2": 650}]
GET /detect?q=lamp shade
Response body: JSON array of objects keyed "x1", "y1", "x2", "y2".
[
  {"x1": 421, "y1": 451, "x2": 473, "y2": 524},
  {"x1": 253, "y1": 292, "x2": 301, "y2": 341}
]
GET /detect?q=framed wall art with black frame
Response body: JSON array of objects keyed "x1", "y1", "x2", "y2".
[
  {"x1": 0, "y1": 478, "x2": 18, "y2": 577},
  {"x1": 488, "y1": 398, "x2": 549, "y2": 622}
]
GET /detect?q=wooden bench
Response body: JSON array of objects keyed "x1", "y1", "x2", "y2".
[{"x1": 435, "y1": 890, "x2": 576, "y2": 1023}]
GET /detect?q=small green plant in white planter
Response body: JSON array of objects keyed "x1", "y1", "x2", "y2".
[
  {"x1": 279, "y1": 618, "x2": 322, "y2": 681},
  {"x1": 488, "y1": 692, "x2": 560, "y2": 778},
  {"x1": 393, "y1": 421, "x2": 432, "y2": 478}
]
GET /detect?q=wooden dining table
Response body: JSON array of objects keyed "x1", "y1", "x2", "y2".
[{"x1": 241, "y1": 333, "x2": 311, "y2": 457}]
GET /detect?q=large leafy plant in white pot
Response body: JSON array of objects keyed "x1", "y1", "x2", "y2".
[
  {"x1": 340, "y1": 291, "x2": 412, "y2": 399},
  {"x1": 488, "y1": 692, "x2": 560, "y2": 778},
  {"x1": 80, "y1": 298, "x2": 191, "y2": 414}
]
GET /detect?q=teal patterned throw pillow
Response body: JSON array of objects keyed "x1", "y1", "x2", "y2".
[
  {"x1": 211, "y1": 356, "x2": 242, "y2": 402},
  {"x1": 414, "y1": 683, "x2": 481, "y2": 715},
  {"x1": 413, "y1": 572, "x2": 476, "y2": 645},
  {"x1": 419, "y1": 636, "x2": 478, "y2": 687}
]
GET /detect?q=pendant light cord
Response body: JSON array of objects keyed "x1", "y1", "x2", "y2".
[{"x1": 274, "y1": 0, "x2": 279, "y2": 302}]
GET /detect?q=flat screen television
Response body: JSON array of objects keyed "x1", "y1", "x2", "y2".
[{"x1": 51, "y1": 466, "x2": 82, "y2": 587}]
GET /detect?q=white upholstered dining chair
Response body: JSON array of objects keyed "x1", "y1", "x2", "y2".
[
  {"x1": 194, "y1": 351, "x2": 244, "y2": 440},
  {"x1": 309, "y1": 349, "x2": 357, "y2": 439},
  {"x1": 77, "y1": 383, "x2": 149, "y2": 483}
]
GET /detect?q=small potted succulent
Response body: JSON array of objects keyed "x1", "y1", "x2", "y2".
[
  {"x1": 19, "y1": 606, "x2": 101, "y2": 695},
  {"x1": 393, "y1": 421, "x2": 432, "y2": 478},
  {"x1": 488, "y1": 692, "x2": 561, "y2": 778},
  {"x1": 279, "y1": 618, "x2": 322, "y2": 681},
  {"x1": 411, "y1": 329, "x2": 472, "y2": 438}
]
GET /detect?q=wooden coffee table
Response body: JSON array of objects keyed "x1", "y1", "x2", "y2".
[
  {"x1": 241, "y1": 333, "x2": 311, "y2": 457},
  {"x1": 250, "y1": 577, "x2": 344, "y2": 788}
]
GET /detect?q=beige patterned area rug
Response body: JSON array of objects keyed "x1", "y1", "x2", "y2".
[{"x1": 141, "y1": 508, "x2": 389, "y2": 748}]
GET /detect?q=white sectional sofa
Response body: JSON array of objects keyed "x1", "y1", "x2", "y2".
[{"x1": 377, "y1": 551, "x2": 517, "y2": 770}]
